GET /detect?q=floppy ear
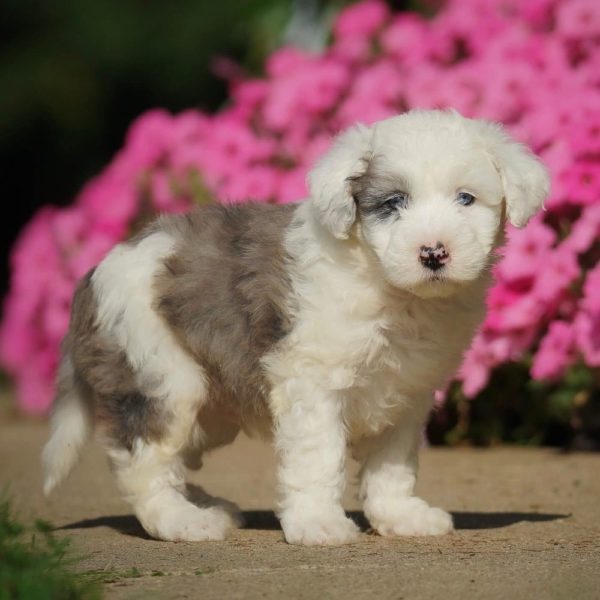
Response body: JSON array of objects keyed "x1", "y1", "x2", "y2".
[
  {"x1": 307, "y1": 123, "x2": 372, "y2": 239},
  {"x1": 474, "y1": 120, "x2": 550, "y2": 228}
]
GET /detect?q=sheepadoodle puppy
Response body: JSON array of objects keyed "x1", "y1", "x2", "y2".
[{"x1": 43, "y1": 109, "x2": 550, "y2": 545}]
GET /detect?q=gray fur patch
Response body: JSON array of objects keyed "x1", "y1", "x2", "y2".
[
  {"x1": 350, "y1": 156, "x2": 412, "y2": 221},
  {"x1": 64, "y1": 270, "x2": 170, "y2": 450},
  {"x1": 153, "y1": 203, "x2": 296, "y2": 421}
]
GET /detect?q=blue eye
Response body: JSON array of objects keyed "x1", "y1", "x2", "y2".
[
  {"x1": 384, "y1": 192, "x2": 410, "y2": 209},
  {"x1": 457, "y1": 191, "x2": 476, "y2": 206}
]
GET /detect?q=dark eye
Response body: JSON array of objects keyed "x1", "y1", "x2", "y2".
[
  {"x1": 384, "y1": 192, "x2": 410, "y2": 210},
  {"x1": 457, "y1": 191, "x2": 476, "y2": 206}
]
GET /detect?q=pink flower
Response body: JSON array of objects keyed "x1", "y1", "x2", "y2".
[
  {"x1": 336, "y1": 61, "x2": 402, "y2": 126},
  {"x1": 563, "y1": 204, "x2": 600, "y2": 254},
  {"x1": 0, "y1": 295, "x2": 36, "y2": 371},
  {"x1": 531, "y1": 245, "x2": 580, "y2": 304},
  {"x1": 230, "y1": 80, "x2": 269, "y2": 117},
  {"x1": 277, "y1": 168, "x2": 308, "y2": 203},
  {"x1": 380, "y1": 14, "x2": 435, "y2": 65},
  {"x1": 3, "y1": 0, "x2": 600, "y2": 414},
  {"x1": 333, "y1": 0, "x2": 390, "y2": 40},
  {"x1": 460, "y1": 335, "x2": 493, "y2": 398},
  {"x1": 556, "y1": 0, "x2": 600, "y2": 40},
  {"x1": 519, "y1": 0, "x2": 559, "y2": 29},
  {"x1": 262, "y1": 59, "x2": 349, "y2": 130},
  {"x1": 66, "y1": 230, "x2": 116, "y2": 280},
  {"x1": 15, "y1": 362, "x2": 56, "y2": 416},
  {"x1": 497, "y1": 221, "x2": 556, "y2": 284},
  {"x1": 265, "y1": 47, "x2": 311, "y2": 77},
  {"x1": 78, "y1": 175, "x2": 137, "y2": 238},
  {"x1": 218, "y1": 165, "x2": 279, "y2": 203},
  {"x1": 580, "y1": 263, "x2": 600, "y2": 313},
  {"x1": 121, "y1": 110, "x2": 177, "y2": 171},
  {"x1": 497, "y1": 295, "x2": 546, "y2": 331},
  {"x1": 150, "y1": 171, "x2": 190, "y2": 213},
  {"x1": 557, "y1": 160, "x2": 600, "y2": 205},
  {"x1": 568, "y1": 110, "x2": 600, "y2": 157},
  {"x1": 531, "y1": 321, "x2": 577, "y2": 380},
  {"x1": 575, "y1": 311, "x2": 600, "y2": 366},
  {"x1": 331, "y1": 36, "x2": 373, "y2": 63}
]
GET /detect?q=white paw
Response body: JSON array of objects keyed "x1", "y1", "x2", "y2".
[
  {"x1": 187, "y1": 484, "x2": 244, "y2": 528},
  {"x1": 366, "y1": 496, "x2": 454, "y2": 537},
  {"x1": 280, "y1": 508, "x2": 360, "y2": 546},
  {"x1": 137, "y1": 493, "x2": 235, "y2": 541}
]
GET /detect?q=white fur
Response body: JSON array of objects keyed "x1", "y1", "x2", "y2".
[
  {"x1": 308, "y1": 123, "x2": 371, "y2": 239},
  {"x1": 470, "y1": 118, "x2": 550, "y2": 227},
  {"x1": 265, "y1": 203, "x2": 484, "y2": 543},
  {"x1": 44, "y1": 110, "x2": 549, "y2": 545},
  {"x1": 266, "y1": 110, "x2": 548, "y2": 544},
  {"x1": 355, "y1": 412, "x2": 452, "y2": 537},
  {"x1": 91, "y1": 233, "x2": 238, "y2": 541},
  {"x1": 107, "y1": 442, "x2": 241, "y2": 541},
  {"x1": 92, "y1": 231, "x2": 208, "y2": 453},
  {"x1": 273, "y1": 376, "x2": 360, "y2": 545},
  {"x1": 42, "y1": 358, "x2": 93, "y2": 495}
]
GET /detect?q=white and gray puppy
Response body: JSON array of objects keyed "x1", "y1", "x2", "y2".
[{"x1": 43, "y1": 109, "x2": 549, "y2": 545}]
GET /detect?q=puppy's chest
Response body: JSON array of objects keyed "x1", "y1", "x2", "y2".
[{"x1": 341, "y1": 305, "x2": 472, "y2": 436}]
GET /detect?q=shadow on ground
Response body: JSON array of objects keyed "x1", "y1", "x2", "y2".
[
  {"x1": 59, "y1": 510, "x2": 569, "y2": 538},
  {"x1": 60, "y1": 515, "x2": 151, "y2": 539}
]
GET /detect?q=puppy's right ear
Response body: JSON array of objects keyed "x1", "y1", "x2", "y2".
[{"x1": 308, "y1": 124, "x2": 372, "y2": 239}]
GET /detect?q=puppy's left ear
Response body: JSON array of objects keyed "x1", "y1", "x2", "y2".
[
  {"x1": 474, "y1": 120, "x2": 550, "y2": 228},
  {"x1": 308, "y1": 123, "x2": 372, "y2": 239}
]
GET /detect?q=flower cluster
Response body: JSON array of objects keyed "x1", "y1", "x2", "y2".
[{"x1": 1, "y1": 0, "x2": 599, "y2": 414}]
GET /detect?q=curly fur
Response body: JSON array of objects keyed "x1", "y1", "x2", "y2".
[{"x1": 43, "y1": 109, "x2": 549, "y2": 545}]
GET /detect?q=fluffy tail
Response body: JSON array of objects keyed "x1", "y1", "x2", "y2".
[{"x1": 42, "y1": 358, "x2": 93, "y2": 496}]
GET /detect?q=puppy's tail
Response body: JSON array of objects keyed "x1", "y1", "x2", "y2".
[{"x1": 42, "y1": 356, "x2": 93, "y2": 496}]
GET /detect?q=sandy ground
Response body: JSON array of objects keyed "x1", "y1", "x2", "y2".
[{"x1": 1, "y1": 414, "x2": 599, "y2": 600}]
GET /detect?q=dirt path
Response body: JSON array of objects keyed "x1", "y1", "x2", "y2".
[{"x1": 1, "y1": 416, "x2": 599, "y2": 599}]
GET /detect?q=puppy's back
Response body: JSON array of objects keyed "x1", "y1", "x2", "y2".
[{"x1": 153, "y1": 203, "x2": 297, "y2": 409}]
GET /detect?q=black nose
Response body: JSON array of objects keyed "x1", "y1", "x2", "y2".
[{"x1": 419, "y1": 242, "x2": 450, "y2": 271}]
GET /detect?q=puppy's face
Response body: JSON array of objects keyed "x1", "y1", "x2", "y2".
[
  {"x1": 309, "y1": 110, "x2": 550, "y2": 298},
  {"x1": 351, "y1": 128, "x2": 504, "y2": 298}
]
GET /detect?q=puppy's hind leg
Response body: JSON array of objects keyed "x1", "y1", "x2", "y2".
[
  {"x1": 108, "y1": 440, "x2": 238, "y2": 542},
  {"x1": 90, "y1": 230, "x2": 241, "y2": 540},
  {"x1": 102, "y1": 391, "x2": 239, "y2": 542},
  {"x1": 184, "y1": 412, "x2": 244, "y2": 529}
]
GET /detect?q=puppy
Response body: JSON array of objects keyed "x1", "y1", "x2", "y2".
[{"x1": 43, "y1": 109, "x2": 549, "y2": 545}]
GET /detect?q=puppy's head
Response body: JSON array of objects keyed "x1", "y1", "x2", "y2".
[{"x1": 308, "y1": 110, "x2": 550, "y2": 298}]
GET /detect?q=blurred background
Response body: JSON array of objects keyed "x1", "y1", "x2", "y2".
[
  {"x1": 1, "y1": 0, "x2": 599, "y2": 449},
  {"x1": 0, "y1": 0, "x2": 352, "y2": 296}
]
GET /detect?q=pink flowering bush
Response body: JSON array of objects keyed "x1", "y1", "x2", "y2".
[{"x1": 1, "y1": 0, "x2": 599, "y2": 444}]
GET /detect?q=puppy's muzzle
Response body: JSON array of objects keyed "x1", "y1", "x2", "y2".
[{"x1": 419, "y1": 242, "x2": 450, "y2": 271}]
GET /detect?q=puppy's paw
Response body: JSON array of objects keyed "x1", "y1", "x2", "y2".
[
  {"x1": 187, "y1": 484, "x2": 244, "y2": 528},
  {"x1": 138, "y1": 497, "x2": 234, "y2": 542},
  {"x1": 366, "y1": 496, "x2": 453, "y2": 537},
  {"x1": 280, "y1": 508, "x2": 360, "y2": 546}
]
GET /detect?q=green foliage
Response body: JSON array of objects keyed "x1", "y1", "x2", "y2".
[
  {"x1": 0, "y1": 498, "x2": 101, "y2": 600},
  {"x1": 428, "y1": 363, "x2": 600, "y2": 448}
]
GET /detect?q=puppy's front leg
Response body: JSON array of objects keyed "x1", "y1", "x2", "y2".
[
  {"x1": 274, "y1": 380, "x2": 359, "y2": 546},
  {"x1": 355, "y1": 412, "x2": 453, "y2": 537}
]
